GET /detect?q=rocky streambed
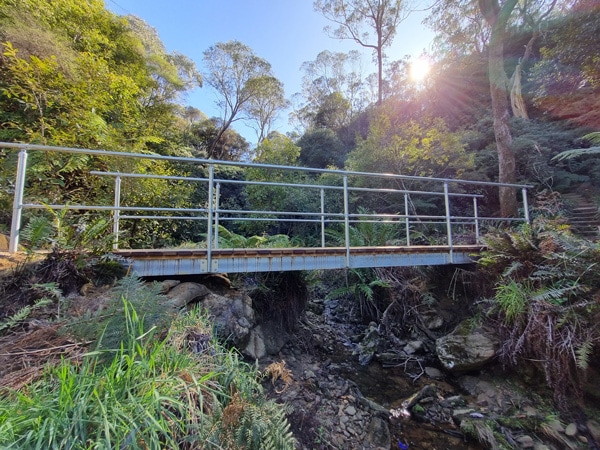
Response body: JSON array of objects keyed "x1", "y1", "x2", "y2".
[
  {"x1": 253, "y1": 291, "x2": 600, "y2": 449},
  {"x1": 135, "y1": 274, "x2": 600, "y2": 449}
]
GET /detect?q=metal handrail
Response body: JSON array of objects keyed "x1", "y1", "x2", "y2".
[{"x1": 2, "y1": 142, "x2": 532, "y2": 268}]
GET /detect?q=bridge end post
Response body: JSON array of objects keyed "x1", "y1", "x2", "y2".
[
  {"x1": 9, "y1": 148, "x2": 28, "y2": 253},
  {"x1": 343, "y1": 175, "x2": 350, "y2": 267},
  {"x1": 112, "y1": 175, "x2": 121, "y2": 251},
  {"x1": 443, "y1": 182, "x2": 454, "y2": 263},
  {"x1": 522, "y1": 187, "x2": 530, "y2": 224}
]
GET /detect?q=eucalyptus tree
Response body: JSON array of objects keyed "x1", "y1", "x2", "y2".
[
  {"x1": 293, "y1": 50, "x2": 366, "y2": 130},
  {"x1": 427, "y1": 0, "x2": 563, "y2": 217},
  {"x1": 203, "y1": 40, "x2": 284, "y2": 155},
  {"x1": 314, "y1": 0, "x2": 410, "y2": 105},
  {"x1": 242, "y1": 75, "x2": 289, "y2": 144}
]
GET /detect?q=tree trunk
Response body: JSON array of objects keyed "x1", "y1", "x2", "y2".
[
  {"x1": 489, "y1": 34, "x2": 518, "y2": 217},
  {"x1": 480, "y1": 0, "x2": 519, "y2": 217},
  {"x1": 509, "y1": 31, "x2": 538, "y2": 119},
  {"x1": 510, "y1": 65, "x2": 528, "y2": 119}
]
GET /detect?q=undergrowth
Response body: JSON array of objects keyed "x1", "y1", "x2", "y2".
[
  {"x1": 0, "y1": 283, "x2": 295, "y2": 450},
  {"x1": 478, "y1": 217, "x2": 600, "y2": 412}
]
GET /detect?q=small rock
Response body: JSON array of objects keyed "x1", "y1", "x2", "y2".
[
  {"x1": 523, "y1": 405, "x2": 539, "y2": 417},
  {"x1": 304, "y1": 370, "x2": 315, "y2": 379},
  {"x1": 565, "y1": 422, "x2": 578, "y2": 437},
  {"x1": 403, "y1": 340, "x2": 423, "y2": 354},
  {"x1": 424, "y1": 366, "x2": 443, "y2": 379},
  {"x1": 440, "y1": 395, "x2": 465, "y2": 408},
  {"x1": 547, "y1": 419, "x2": 565, "y2": 433},
  {"x1": 345, "y1": 405, "x2": 357, "y2": 416},
  {"x1": 452, "y1": 408, "x2": 475, "y2": 419},
  {"x1": 159, "y1": 279, "x2": 181, "y2": 293},
  {"x1": 476, "y1": 393, "x2": 489, "y2": 407},
  {"x1": 364, "y1": 417, "x2": 391, "y2": 449},
  {"x1": 516, "y1": 435, "x2": 534, "y2": 448},
  {"x1": 533, "y1": 445, "x2": 550, "y2": 450}
]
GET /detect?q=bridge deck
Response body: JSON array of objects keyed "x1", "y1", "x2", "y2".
[{"x1": 116, "y1": 245, "x2": 483, "y2": 276}]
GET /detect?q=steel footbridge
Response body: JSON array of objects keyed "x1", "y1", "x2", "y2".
[{"x1": 2, "y1": 142, "x2": 531, "y2": 276}]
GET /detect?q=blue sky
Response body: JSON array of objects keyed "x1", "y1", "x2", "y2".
[{"x1": 105, "y1": 0, "x2": 434, "y2": 144}]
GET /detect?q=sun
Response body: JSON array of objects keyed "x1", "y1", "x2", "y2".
[{"x1": 409, "y1": 57, "x2": 431, "y2": 82}]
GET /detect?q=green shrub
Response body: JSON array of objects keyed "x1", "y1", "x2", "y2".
[{"x1": 478, "y1": 218, "x2": 600, "y2": 411}]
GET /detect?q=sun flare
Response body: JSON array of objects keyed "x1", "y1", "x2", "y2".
[{"x1": 409, "y1": 58, "x2": 431, "y2": 82}]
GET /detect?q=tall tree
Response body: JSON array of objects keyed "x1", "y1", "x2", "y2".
[
  {"x1": 479, "y1": 0, "x2": 519, "y2": 217},
  {"x1": 202, "y1": 40, "x2": 281, "y2": 154},
  {"x1": 293, "y1": 50, "x2": 365, "y2": 130},
  {"x1": 314, "y1": 0, "x2": 409, "y2": 105},
  {"x1": 242, "y1": 75, "x2": 288, "y2": 143}
]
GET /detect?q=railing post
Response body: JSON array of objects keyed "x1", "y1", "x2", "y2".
[
  {"x1": 404, "y1": 192, "x2": 410, "y2": 246},
  {"x1": 9, "y1": 148, "x2": 28, "y2": 253},
  {"x1": 112, "y1": 175, "x2": 121, "y2": 250},
  {"x1": 320, "y1": 188, "x2": 325, "y2": 248},
  {"x1": 343, "y1": 175, "x2": 350, "y2": 267},
  {"x1": 522, "y1": 187, "x2": 530, "y2": 224},
  {"x1": 215, "y1": 182, "x2": 221, "y2": 249},
  {"x1": 443, "y1": 182, "x2": 453, "y2": 263},
  {"x1": 207, "y1": 164, "x2": 215, "y2": 272},
  {"x1": 473, "y1": 197, "x2": 480, "y2": 243}
]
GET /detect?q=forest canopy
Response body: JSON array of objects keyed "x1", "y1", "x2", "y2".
[{"x1": 0, "y1": 0, "x2": 598, "y2": 241}]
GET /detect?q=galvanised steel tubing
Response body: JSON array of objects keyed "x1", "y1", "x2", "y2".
[
  {"x1": 21, "y1": 204, "x2": 208, "y2": 213},
  {"x1": 90, "y1": 171, "x2": 210, "y2": 183},
  {"x1": 215, "y1": 183, "x2": 221, "y2": 249},
  {"x1": 0, "y1": 141, "x2": 533, "y2": 188},
  {"x1": 320, "y1": 188, "x2": 325, "y2": 248},
  {"x1": 343, "y1": 175, "x2": 350, "y2": 267},
  {"x1": 113, "y1": 176, "x2": 121, "y2": 250},
  {"x1": 207, "y1": 164, "x2": 215, "y2": 272},
  {"x1": 473, "y1": 197, "x2": 480, "y2": 241},
  {"x1": 9, "y1": 149, "x2": 27, "y2": 253},
  {"x1": 93, "y1": 169, "x2": 486, "y2": 200},
  {"x1": 443, "y1": 182, "x2": 454, "y2": 263},
  {"x1": 404, "y1": 193, "x2": 410, "y2": 246},
  {"x1": 119, "y1": 215, "x2": 210, "y2": 220},
  {"x1": 522, "y1": 188, "x2": 530, "y2": 223},
  {"x1": 346, "y1": 186, "x2": 484, "y2": 198},
  {"x1": 3, "y1": 143, "x2": 532, "y2": 254}
]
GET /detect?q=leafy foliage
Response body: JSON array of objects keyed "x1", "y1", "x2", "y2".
[{"x1": 478, "y1": 218, "x2": 600, "y2": 410}]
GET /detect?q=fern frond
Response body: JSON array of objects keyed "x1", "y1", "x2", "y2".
[
  {"x1": 575, "y1": 341, "x2": 593, "y2": 370},
  {"x1": 21, "y1": 215, "x2": 53, "y2": 249},
  {"x1": 552, "y1": 146, "x2": 600, "y2": 161}
]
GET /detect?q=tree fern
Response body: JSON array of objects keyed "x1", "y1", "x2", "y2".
[{"x1": 552, "y1": 132, "x2": 600, "y2": 161}]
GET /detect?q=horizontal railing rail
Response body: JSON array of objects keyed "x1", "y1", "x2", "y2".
[{"x1": 2, "y1": 142, "x2": 532, "y2": 269}]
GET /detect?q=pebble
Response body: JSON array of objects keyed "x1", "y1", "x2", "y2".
[
  {"x1": 424, "y1": 366, "x2": 443, "y2": 379},
  {"x1": 516, "y1": 435, "x2": 534, "y2": 448},
  {"x1": 565, "y1": 422, "x2": 578, "y2": 437},
  {"x1": 345, "y1": 405, "x2": 357, "y2": 416}
]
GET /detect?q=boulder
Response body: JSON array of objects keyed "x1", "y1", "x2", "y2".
[
  {"x1": 435, "y1": 321, "x2": 499, "y2": 372},
  {"x1": 363, "y1": 416, "x2": 391, "y2": 450},
  {"x1": 201, "y1": 291, "x2": 255, "y2": 347},
  {"x1": 164, "y1": 282, "x2": 209, "y2": 308}
]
